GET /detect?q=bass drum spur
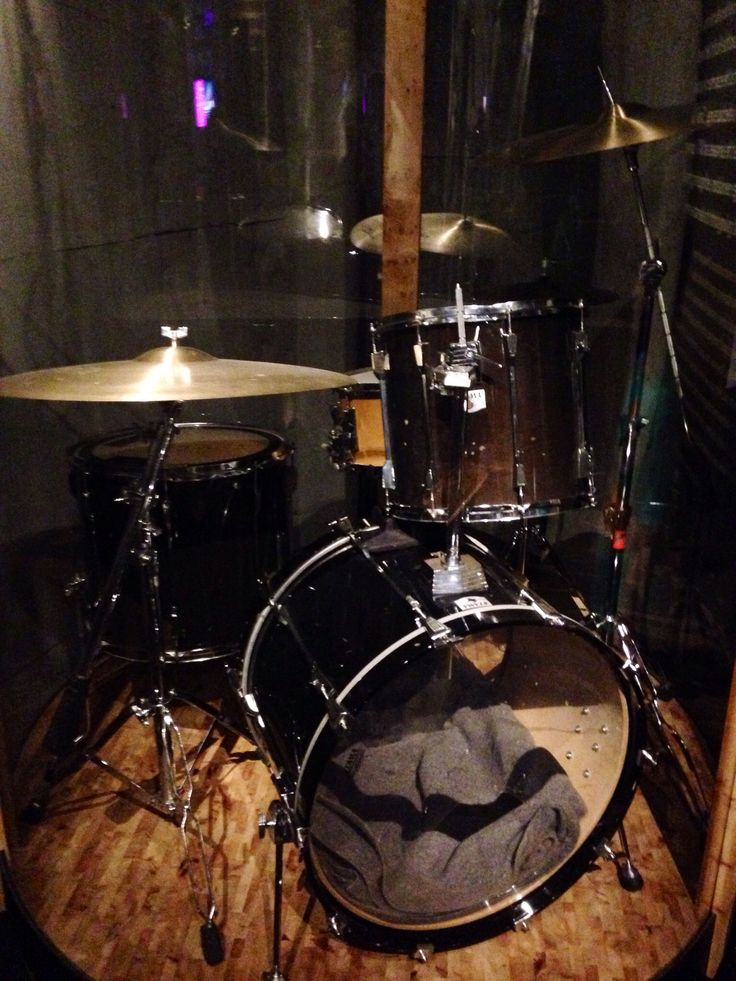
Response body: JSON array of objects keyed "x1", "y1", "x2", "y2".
[{"x1": 241, "y1": 527, "x2": 642, "y2": 952}]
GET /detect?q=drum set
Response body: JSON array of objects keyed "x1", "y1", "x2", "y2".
[{"x1": 0, "y1": 100, "x2": 709, "y2": 979}]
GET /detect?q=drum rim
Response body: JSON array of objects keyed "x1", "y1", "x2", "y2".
[
  {"x1": 380, "y1": 300, "x2": 582, "y2": 331},
  {"x1": 387, "y1": 494, "x2": 597, "y2": 524},
  {"x1": 68, "y1": 421, "x2": 290, "y2": 478},
  {"x1": 298, "y1": 611, "x2": 641, "y2": 949}
]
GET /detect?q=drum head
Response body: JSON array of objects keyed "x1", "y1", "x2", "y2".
[
  {"x1": 244, "y1": 532, "x2": 641, "y2": 952},
  {"x1": 305, "y1": 618, "x2": 637, "y2": 948}
]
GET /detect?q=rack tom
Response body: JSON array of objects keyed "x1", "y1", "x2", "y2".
[{"x1": 376, "y1": 301, "x2": 596, "y2": 522}]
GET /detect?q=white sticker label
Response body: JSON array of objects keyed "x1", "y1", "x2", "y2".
[
  {"x1": 467, "y1": 387, "x2": 487, "y2": 413},
  {"x1": 444, "y1": 370, "x2": 471, "y2": 388},
  {"x1": 454, "y1": 596, "x2": 494, "y2": 612}
]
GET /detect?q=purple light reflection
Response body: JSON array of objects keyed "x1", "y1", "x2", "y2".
[{"x1": 193, "y1": 78, "x2": 216, "y2": 128}]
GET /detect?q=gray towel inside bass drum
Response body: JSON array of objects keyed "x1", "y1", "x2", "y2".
[{"x1": 310, "y1": 696, "x2": 586, "y2": 918}]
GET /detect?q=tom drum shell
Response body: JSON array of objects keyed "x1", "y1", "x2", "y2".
[
  {"x1": 377, "y1": 302, "x2": 596, "y2": 523},
  {"x1": 70, "y1": 422, "x2": 292, "y2": 661}
]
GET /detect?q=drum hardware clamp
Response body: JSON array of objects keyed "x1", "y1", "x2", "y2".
[
  {"x1": 429, "y1": 518, "x2": 489, "y2": 597},
  {"x1": 271, "y1": 600, "x2": 354, "y2": 732},
  {"x1": 334, "y1": 516, "x2": 459, "y2": 647}
]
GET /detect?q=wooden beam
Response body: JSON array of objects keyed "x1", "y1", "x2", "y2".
[
  {"x1": 698, "y1": 660, "x2": 736, "y2": 976},
  {"x1": 381, "y1": 0, "x2": 426, "y2": 317}
]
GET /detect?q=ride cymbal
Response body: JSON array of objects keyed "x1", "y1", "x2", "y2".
[
  {"x1": 495, "y1": 101, "x2": 694, "y2": 163},
  {"x1": 350, "y1": 212, "x2": 513, "y2": 257},
  {"x1": 0, "y1": 344, "x2": 354, "y2": 403}
]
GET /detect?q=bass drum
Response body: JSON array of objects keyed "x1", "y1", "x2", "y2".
[
  {"x1": 70, "y1": 423, "x2": 292, "y2": 661},
  {"x1": 242, "y1": 528, "x2": 642, "y2": 952}
]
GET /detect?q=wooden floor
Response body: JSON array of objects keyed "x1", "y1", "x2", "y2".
[{"x1": 6, "y1": 667, "x2": 713, "y2": 981}]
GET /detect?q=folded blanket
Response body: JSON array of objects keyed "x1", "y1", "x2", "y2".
[{"x1": 309, "y1": 700, "x2": 586, "y2": 921}]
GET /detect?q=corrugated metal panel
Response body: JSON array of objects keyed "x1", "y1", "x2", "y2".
[{"x1": 673, "y1": 0, "x2": 736, "y2": 489}]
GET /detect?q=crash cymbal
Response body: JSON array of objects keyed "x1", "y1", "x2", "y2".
[
  {"x1": 0, "y1": 344, "x2": 354, "y2": 403},
  {"x1": 496, "y1": 101, "x2": 694, "y2": 163},
  {"x1": 484, "y1": 276, "x2": 620, "y2": 305},
  {"x1": 350, "y1": 213, "x2": 512, "y2": 257}
]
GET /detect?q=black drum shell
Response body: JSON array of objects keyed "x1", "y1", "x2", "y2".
[
  {"x1": 69, "y1": 422, "x2": 292, "y2": 660},
  {"x1": 242, "y1": 530, "x2": 642, "y2": 952},
  {"x1": 378, "y1": 302, "x2": 595, "y2": 522}
]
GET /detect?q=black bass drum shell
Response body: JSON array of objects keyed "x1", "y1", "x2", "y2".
[{"x1": 242, "y1": 529, "x2": 642, "y2": 952}]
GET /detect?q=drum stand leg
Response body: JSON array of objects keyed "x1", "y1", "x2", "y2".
[
  {"x1": 29, "y1": 398, "x2": 228, "y2": 965},
  {"x1": 258, "y1": 800, "x2": 294, "y2": 981},
  {"x1": 598, "y1": 825, "x2": 644, "y2": 892}
]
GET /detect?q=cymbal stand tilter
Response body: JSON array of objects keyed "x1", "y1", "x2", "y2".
[{"x1": 38, "y1": 397, "x2": 226, "y2": 964}]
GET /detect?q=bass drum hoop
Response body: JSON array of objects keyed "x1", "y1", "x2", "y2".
[{"x1": 242, "y1": 533, "x2": 643, "y2": 952}]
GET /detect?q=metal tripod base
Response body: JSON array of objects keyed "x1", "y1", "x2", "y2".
[
  {"x1": 56, "y1": 688, "x2": 227, "y2": 965},
  {"x1": 428, "y1": 551, "x2": 488, "y2": 596}
]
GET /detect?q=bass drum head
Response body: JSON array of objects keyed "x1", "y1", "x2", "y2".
[{"x1": 244, "y1": 534, "x2": 641, "y2": 952}]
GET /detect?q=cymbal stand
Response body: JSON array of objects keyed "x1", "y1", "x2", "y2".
[
  {"x1": 591, "y1": 156, "x2": 709, "y2": 830},
  {"x1": 39, "y1": 398, "x2": 226, "y2": 964},
  {"x1": 598, "y1": 71, "x2": 690, "y2": 440},
  {"x1": 601, "y1": 244, "x2": 664, "y2": 644},
  {"x1": 258, "y1": 800, "x2": 295, "y2": 981}
]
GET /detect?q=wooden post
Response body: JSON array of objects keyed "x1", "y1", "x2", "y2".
[
  {"x1": 381, "y1": 0, "x2": 426, "y2": 317},
  {"x1": 698, "y1": 660, "x2": 736, "y2": 976}
]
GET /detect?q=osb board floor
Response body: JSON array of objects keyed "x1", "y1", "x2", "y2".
[{"x1": 7, "y1": 682, "x2": 711, "y2": 981}]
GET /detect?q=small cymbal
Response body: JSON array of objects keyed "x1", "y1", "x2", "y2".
[
  {"x1": 350, "y1": 212, "x2": 512, "y2": 257},
  {"x1": 420, "y1": 213, "x2": 513, "y2": 256},
  {"x1": 0, "y1": 345, "x2": 354, "y2": 403},
  {"x1": 349, "y1": 215, "x2": 384, "y2": 254},
  {"x1": 496, "y1": 101, "x2": 694, "y2": 163}
]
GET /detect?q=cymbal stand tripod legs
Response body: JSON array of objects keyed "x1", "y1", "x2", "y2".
[
  {"x1": 590, "y1": 148, "x2": 708, "y2": 828},
  {"x1": 37, "y1": 401, "x2": 226, "y2": 964}
]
